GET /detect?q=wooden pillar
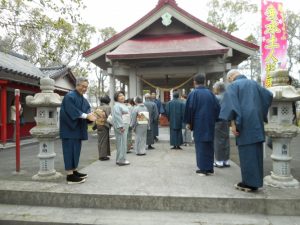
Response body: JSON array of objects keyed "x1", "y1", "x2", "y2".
[{"x1": 0, "y1": 81, "x2": 8, "y2": 144}]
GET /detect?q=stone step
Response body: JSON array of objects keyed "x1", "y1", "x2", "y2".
[
  {"x1": 0, "y1": 204, "x2": 299, "y2": 225},
  {"x1": 0, "y1": 183, "x2": 299, "y2": 216}
]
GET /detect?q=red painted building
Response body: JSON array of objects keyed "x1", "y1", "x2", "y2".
[{"x1": 0, "y1": 51, "x2": 76, "y2": 145}]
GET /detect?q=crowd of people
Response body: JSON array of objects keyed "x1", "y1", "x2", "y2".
[{"x1": 59, "y1": 70, "x2": 273, "y2": 193}]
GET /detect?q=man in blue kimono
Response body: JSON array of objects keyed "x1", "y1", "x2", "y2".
[
  {"x1": 219, "y1": 69, "x2": 273, "y2": 192},
  {"x1": 60, "y1": 77, "x2": 97, "y2": 184},
  {"x1": 184, "y1": 74, "x2": 220, "y2": 176},
  {"x1": 151, "y1": 92, "x2": 164, "y2": 142},
  {"x1": 165, "y1": 91, "x2": 185, "y2": 149},
  {"x1": 144, "y1": 93, "x2": 158, "y2": 149}
]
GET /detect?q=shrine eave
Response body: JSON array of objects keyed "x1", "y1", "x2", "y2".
[
  {"x1": 83, "y1": 1, "x2": 258, "y2": 61},
  {"x1": 106, "y1": 34, "x2": 229, "y2": 60}
]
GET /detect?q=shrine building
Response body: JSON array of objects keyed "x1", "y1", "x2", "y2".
[
  {"x1": 0, "y1": 51, "x2": 76, "y2": 145},
  {"x1": 83, "y1": 0, "x2": 259, "y2": 102}
]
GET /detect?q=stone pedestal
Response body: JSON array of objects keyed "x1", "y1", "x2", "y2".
[
  {"x1": 264, "y1": 69, "x2": 300, "y2": 188},
  {"x1": 26, "y1": 77, "x2": 63, "y2": 180},
  {"x1": 264, "y1": 124, "x2": 299, "y2": 188}
]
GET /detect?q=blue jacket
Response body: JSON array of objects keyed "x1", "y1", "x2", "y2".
[
  {"x1": 59, "y1": 90, "x2": 91, "y2": 140},
  {"x1": 219, "y1": 75, "x2": 273, "y2": 146},
  {"x1": 184, "y1": 86, "x2": 220, "y2": 142}
]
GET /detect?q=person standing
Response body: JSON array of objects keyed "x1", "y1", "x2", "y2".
[
  {"x1": 126, "y1": 98, "x2": 135, "y2": 153},
  {"x1": 165, "y1": 91, "x2": 185, "y2": 149},
  {"x1": 219, "y1": 69, "x2": 273, "y2": 192},
  {"x1": 181, "y1": 94, "x2": 193, "y2": 146},
  {"x1": 130, "y1": 96, "x2": 149, "y2": 156},
  {"x1": 212, "y1": 81, "x2": 231, "y2": 168},
  {"x1": 184, "y1": 73, "x2": 220, "y2": 176},
  {"x1": 151, "y1": 92, "x2": 164, "y2": 142},
  {"x1": 10, "y1": 99, "x2": 23, "y2": 141},
  {"x1": 60, "y1": 77, "x2": 97, "y2": 184},
  {"x1": 93, "y1": 95, "x2": 111, "y2": 161},
  {"x1": 144, "y1": 93, "x2": 158, "y2": 150},
  {"x1": 112, "y1": 91, "x2": 130, "y2": 166}
]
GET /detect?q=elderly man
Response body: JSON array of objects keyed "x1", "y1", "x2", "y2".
[
  {"x1": 144, "y1": 93, "x2": 158, "y2": 150},
  {"x1": 60, "y1": 77, "x2": 97, "y2": 184},
  {"x1": 219, "y1": 69, "x2": 273, "y2": 192}
]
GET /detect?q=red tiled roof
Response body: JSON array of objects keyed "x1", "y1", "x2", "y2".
[
  {"x1": 106, "y1": 34, "x2": 229, "y2": 59},
  {"x1": 83, "y1": 0, "x2": 258, "y2": 58}
]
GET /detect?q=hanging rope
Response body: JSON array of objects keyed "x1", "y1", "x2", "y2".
[{"x1": 139, "y1": 75, "x2": 194, "y2": 91}]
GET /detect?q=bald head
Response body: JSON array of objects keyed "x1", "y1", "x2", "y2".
[{"x1": 226, "y1": 69, "x2": 241, "y2": 83}]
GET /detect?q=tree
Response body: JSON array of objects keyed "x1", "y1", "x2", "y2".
[
  {"x1": 0, "y1": 0, "x2": 96, "y2": 74},
  {"x1": 206, "y1": 0, "x2": 258, "y2": 34},
  {"x1": 206, "y1": 0, "x2": 260, "y2": 81},
  {"x1": 87, "y1": 27, "x2": 117, "y2": 106},
  {"x1": 286, "y1": 10, "x2": 300, "y2": 76}
]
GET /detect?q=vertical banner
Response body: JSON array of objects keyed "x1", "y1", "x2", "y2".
[{"x1": 261, "y1": 0, "x2": 288, "y2": 87}]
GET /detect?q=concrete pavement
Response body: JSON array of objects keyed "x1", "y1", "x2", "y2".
[{"x1": 0, "y1": 127, "x2": 300, "y2": 224}]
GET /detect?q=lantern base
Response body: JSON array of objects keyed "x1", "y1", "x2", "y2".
[
  {"x1": 32, "y1": 171, "x2": 63, "y2": 181},
  {"x1": 264, "y1": 173, "x2": 299, "y2": 188}
]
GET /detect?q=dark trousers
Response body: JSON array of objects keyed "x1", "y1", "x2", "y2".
[
  {"x1": 195, "y1": 141, "x2": 214, "y2": 171},
  {"x1": 62, "y1": 139, "x2": 82, "y2": 170},
  {"x1": 238, "y1": 142, "x2": 263, "y2": 188}
]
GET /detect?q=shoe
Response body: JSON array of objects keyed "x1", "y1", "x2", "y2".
[
  {"x1": 206, "y1": 170, "x2": 214, "y2": 175},
  {"x1": 147, "y1": 145, "x2": 155, "y2": 150},
  {"x1": 234, "y1": 182, "x2": 257, "y2": 192},
  {"x1": 196, "y1": 170, "x2": 207, "y2": 176},
  {"x1": 117, "y1": 160, "x2": 130, "y2": 166},
  {"x1": 214, "y1": 162, "x2": 225, "y2": 168},
  {"x1": 136, "y1": 153, "x2": 146, "y2": 156},
  {"x1": 73, "y1": 170, "x2": 88, "y2": 179},
  {"x1": 171, "y1": 146, "x2": 176, "y2": 149},
  {"x1": 177, "y1": 146, "x2": 183, "y2": 150},
  {"x1": 154, "y1": 137, "x2": 159, "y2": 142},
  {"x1": 99, "y1": 157, "x2": 110, "y2": 161},
  {"x1": 127, "y1": 150, "x2": 132, "y2": 153},
  {"x1": 67, "y1": 174, "x2": 86, "y2": 184}
]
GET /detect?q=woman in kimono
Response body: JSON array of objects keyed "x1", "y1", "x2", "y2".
[
  {"x1": 212, "y1": 81, "x2": 230, "y2": 168},
  {"x1": 112, "y1": 91, "x2": 130, "y2": 166},
  {"x1": 130, "y1": 96, "x2": 149, "y2": 156},
  {"x1": 93, "y1": 95, "x2": 111, "y2": 161},
  {"x1": 126, "y1": 98, "x2": 135, "y2": 153}
]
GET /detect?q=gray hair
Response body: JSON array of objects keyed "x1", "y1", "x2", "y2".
[
  {"x1": 226, "y1": 69, "x2": 240, "y2": 80},
  {"x1": 213, "y1": 81, "x2": 226, "y2": 93},
  {"x1": 76, "y1": 77, "x2": 89, "y2": 86},
  {"x1": 144, "y1": 93, "x2": 151, "y2": 99},
  {"x1": 134, "y1": 96, "x2": 143, "y2": 104}
]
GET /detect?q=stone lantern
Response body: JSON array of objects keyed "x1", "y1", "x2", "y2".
[
  {"x1": 264, "y1": 69, "x2": 300, "y2": 188},
  {"x1": 26, "y1": 76, "x2": 63, "y2": 180}
]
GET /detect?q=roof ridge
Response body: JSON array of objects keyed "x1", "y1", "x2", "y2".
[{"x1": 156, "y1": 0, "x2": 177, "y2": 7}]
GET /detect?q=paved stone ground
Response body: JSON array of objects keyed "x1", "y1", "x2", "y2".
[
  {"x1": 0, "y1": 127, "x2": 300, "y2": 224},
  {"x1": 0, "y1": 127, "x2": 299, "y2": 182}
]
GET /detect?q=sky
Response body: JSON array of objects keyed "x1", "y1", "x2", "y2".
[
  {"x1": 81, "y1": 0, "x2": 299, "y2": 37},
  {"x1": 80, "y1": 0, "x2": 300, "y2": 80}
]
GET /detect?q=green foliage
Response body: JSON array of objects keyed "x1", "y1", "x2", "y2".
[
  {"x1": 285, "y1": 10, "x2": 300, "y2": 73},
  {"x1": 0, "y1": 0, "x2": 95, "y2": 75},
  {"x1": 206, "y1": 0, "x2": 258, "y2": 34},
  {"x1": 99, "y1": 27, "x2": 117, "y2": 42}
]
